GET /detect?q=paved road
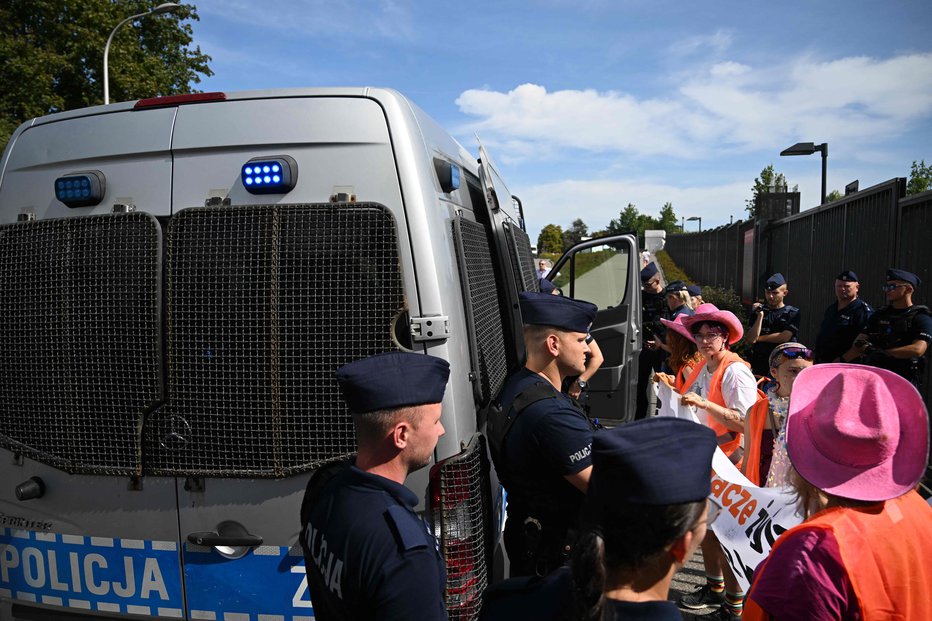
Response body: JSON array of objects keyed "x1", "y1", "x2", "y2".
[{"x1": 669, "y1": 550, "x2": 721, "y2": 620}]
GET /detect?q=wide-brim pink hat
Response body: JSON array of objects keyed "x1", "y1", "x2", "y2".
[
  {"x1": 660, "y1": 315, "x2": 692, "y2": 341},
  {"x1": 786, "y1": 364, "x2": 929, "y2": 501},
  {"x1": 681, "y1": 303, "x2": 744, "y2": 345}
]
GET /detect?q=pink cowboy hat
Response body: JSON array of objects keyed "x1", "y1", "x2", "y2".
[
  {"x1": 681, "y1": 303, "x2": 744, "y2": 345},
  {"x1": 660, "y1": 314, "x2": 692, "y2": 341},
  {"x1": 786, "y1": 364, "x2": 929, "y2": 501}
]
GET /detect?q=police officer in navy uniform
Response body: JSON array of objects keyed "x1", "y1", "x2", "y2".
[
  {"x1": 813, "y1": 269, "x2": 874, "y2": 363},
  {"x1": 495, "y1": 291, "x2": 599, "y2": 577},
  {"x1": 747, "y1": 273, "x2": 801, "y2": 378},
  {"x1": 480, "y1": 418, "x2": 718, "y2": 621},
  {"x1": 299, "y1": 352, "x2": 449, "y2": 621},
  {"x1": 843, "y1": 268, "x2": 932, "y2": 388},
  {"x1": 636, "y1": 263, "x2": 668, "y2": 419}
]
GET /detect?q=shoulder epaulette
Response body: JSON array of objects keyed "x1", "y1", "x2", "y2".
[{"x1": 386, "y1": 505, "x2": 429, "y2": 552}]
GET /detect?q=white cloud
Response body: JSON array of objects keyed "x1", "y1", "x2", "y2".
[{"x1": 455, "y1": 53, "x2": 932, "y2": 162}]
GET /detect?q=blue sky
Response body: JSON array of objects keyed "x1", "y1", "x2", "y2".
[{"x1": 189, "y1": 0, "x2": 932, "y2": 240}]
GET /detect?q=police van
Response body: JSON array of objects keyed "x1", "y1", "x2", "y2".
[{"x1": 0, "y1": 88, "x2": 641, "y2": 620}]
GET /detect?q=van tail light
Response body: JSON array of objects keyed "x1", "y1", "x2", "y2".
[{"x1": 428, "y1": 434, "x2": 493, "y2": 620}]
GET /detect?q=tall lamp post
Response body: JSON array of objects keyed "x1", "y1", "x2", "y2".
[
  {"x1": 780, "y1": 141, "x2": 828, "y2": 206},
  {"x1": 104, "y1": 3, "x2": 181, "y2": 105},
  {"x1": 686, "y1": 216, "x2": 702, "y2": 232}
]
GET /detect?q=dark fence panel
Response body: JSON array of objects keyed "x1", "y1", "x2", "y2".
[{"x1": 897, "y1": 190, "x2": 932, "y2": 410}]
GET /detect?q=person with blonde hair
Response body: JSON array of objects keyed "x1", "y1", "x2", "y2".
[
  {"x1": 745, "y1": 364, "x2": 932, "y2": 620},
  {"x1": 742, "y1": 342, "x2": 813, "y2": 487}
]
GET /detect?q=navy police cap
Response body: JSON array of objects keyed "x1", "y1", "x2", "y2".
[
  {"x1": 587, "y1": 418, "x2": 716, "y2": 507},
  {"x1": 336, "y1": 352, "x2": 450, "y2": 414},
  {"x1": 836, "y1": 269, "x2": 858, "y2": 282},
  {"x1": 665, "y1": 280, "x2": 688, "y2": 294},
  {"x1": 765, "y1": 273, "x2": 786, "y2": 290},
  {"x1": 539, "y1": 278, "x2": 559, "y2": 294},
  {"x1": 887, "y1": 268, "x2": 920, "y2": 288},
  {"x1": 640, "y1": 262, "x2": 658, "y2": 283},
  {"x1": 519, "y1": 291, "x2": 597, "y2": 333},
  {"x1": 686, "y1": 284, "x2": 702, "y2": 296}
]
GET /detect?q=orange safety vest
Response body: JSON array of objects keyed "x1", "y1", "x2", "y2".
[
  {"x1": 745, "y1": 490, "x2": 932, "y2": 621},
  {"x1": 739, "y1": 390, "x2": 770, "y2": 486},
  {"x1": 681, "y1": 351, "x2": 747, "y2": 457}
]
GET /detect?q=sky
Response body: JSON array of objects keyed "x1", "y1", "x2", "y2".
[{"x1": 188, "y1": 0, "x2": 932, "y2": 240}]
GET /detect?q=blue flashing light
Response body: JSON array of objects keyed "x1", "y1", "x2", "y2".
[
  {"x1": 241, "y1": 156, "x2": 298, "y2": 195},
  {"x1": 54, "y1": 171, "x2": 105, "y2": 208}
]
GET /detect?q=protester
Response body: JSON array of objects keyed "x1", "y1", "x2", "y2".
[
  {"x1": 741, "y1": 342, "x2": 813, "y2": 487},
  {"x1": 480, "y1": 417, "x2": 719, "y2": 621},
  {"x1": 677, "y1": 304, "x2": 760, "y2": 620},
  {"x1": 654, "y1": 314, "x2": 703, "y2": 392},
  {"x1": 745, "y1": 364, "x2": 932, "y2": 620}
]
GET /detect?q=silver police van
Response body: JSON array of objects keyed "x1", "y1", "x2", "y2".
[{"x1": 0, "y1": 88, "x2": 640, "y2": 620}]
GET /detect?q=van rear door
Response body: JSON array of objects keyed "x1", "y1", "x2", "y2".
[{"x1": 550, "y1": 235, "x2": 641, "y2": 423}]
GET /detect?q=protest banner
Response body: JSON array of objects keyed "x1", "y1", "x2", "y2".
[{"x1": 654, "y1": 381, "x2": 803, "y2": 591}]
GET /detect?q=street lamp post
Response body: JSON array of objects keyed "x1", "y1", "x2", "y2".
[
  {"x1": 780, "y1": 141, "x2": 828, "y2": 206},
  {"x1": 103, "y1": 3, "x2": 181, "y2": 105},
  {"x1": 686, "y1": 216, "x2": 702, "y2": 232}
]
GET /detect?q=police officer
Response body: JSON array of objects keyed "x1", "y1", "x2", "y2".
[
  {"x1": 687, "y1": 283, "x2": 704, "y2": 308},
  {"x1": 813, "y1": 269, "x2": 873, "y2": 363},
  {"x1": 636, "y1": 262, "x2": 668, "y2": 419},
  {"x1": 299, "y1": 351, "x2": 449, "y2": 620},
  {"x1": 480, "y1": 418, "x2": 718, "y2": 621},
  {"x1": 495, "y1": 291, "x2": 598, "y2": 577},
  {"x1": 747, "y1": 273, "x2": 801, "y2": 378},
  {"x1": 843, "y1": 268, "x2": 932, "y2": 388}
]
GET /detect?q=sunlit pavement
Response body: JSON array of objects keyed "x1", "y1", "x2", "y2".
[{"x1": 669, "y1": 550, "x2": 720, "y2": 620}]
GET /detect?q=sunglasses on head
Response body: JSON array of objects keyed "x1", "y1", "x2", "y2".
[{"x1": 779, "y1": 347, "x2": 813, "y2": 360}]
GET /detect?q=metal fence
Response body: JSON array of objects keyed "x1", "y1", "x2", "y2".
[{"x1": 666, "y1": 178, "x2": 932, "y2": 411}]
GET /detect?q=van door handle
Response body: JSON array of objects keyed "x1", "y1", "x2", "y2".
[{"x1": 187, "y1": 520, "x2": 263, "y2": 547}]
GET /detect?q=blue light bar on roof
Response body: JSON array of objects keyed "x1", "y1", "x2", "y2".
[
  {"x1": 242, "y1": 156, "x2": 298, "y2": 195},
  {"x1": 54, "y1": 171, "x2": 106, "y2": 207}
]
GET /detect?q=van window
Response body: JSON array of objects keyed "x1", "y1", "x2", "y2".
[{"x1": 553, "y1": 242, "x2": 631, "y2": 310}]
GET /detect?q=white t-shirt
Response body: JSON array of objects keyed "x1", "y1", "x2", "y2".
[{"x1": 691, "y1": 360, "x2": 758, "y2": 419}]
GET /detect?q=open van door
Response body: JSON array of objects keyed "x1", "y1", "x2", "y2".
[{"x1": 549, "y1": 235, "x2": 641, "y2": 424}]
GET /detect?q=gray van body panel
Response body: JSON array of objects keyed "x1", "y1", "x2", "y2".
[{"x1": 0, "y1": 88, "x2": 510, "y2": 620}]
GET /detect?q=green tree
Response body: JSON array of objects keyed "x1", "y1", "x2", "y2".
[
  {"x1": 537, "y1": 224, "x2": 564, "y2": 254},
  {"x1": 907, "y1": 160, "x2": 932, "y2": 195},
  {"x1": 656, "y1": 202, "x2": 680, "y2": 234},
  {"x1": 745, "y1": 164, "x2": 788, "y2": 218},
  {"x1": 605, "y1": 203, "x2": 660, "y2": 246},
  {"x1": 826, "y1": 189, "x2": 843, "y2": 203},
  {"x1": 562, "y1": 218, "x2": 588, "y2": 251},
  {"x1": 0, "y1": 0, "x2": 212, "y2": 146}
]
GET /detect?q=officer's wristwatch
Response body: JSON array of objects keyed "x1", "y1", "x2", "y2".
[{"x1": 576, "y1": 379, "x2": 588, "y2": 390}]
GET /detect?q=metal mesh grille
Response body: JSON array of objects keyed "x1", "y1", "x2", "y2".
[
  {"x1": 0, "y1": 214, "x2": 162, "y2": 474},
  {"x1": 504, "y1": 222, "x2": 538, "y2": 292},
  {"x1": 454, "y1": 219, "x2": 509, "y2": 404},
  {"x1": 146, "y1": 203, "x2": 403, "y2": 477},
  {"x1": 436, "y1": 435, "x2": 492, "y2": 621}
]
